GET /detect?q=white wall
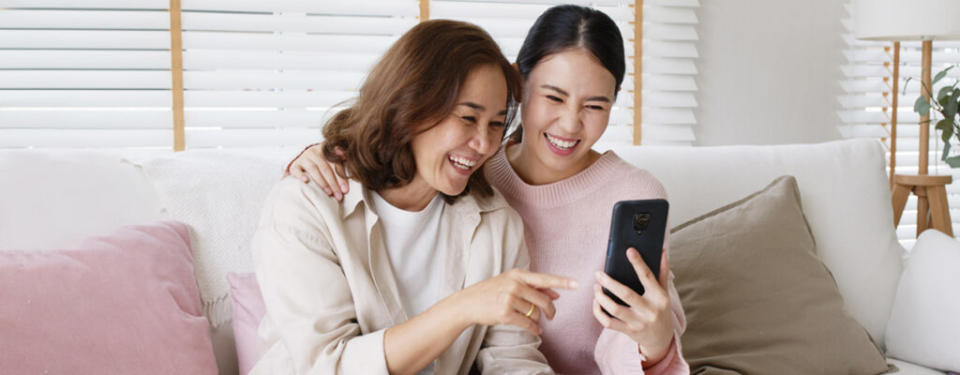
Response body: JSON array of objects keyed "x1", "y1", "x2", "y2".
[{"x1": 694, "y1": 0, "x2": 846, "y2": 146}]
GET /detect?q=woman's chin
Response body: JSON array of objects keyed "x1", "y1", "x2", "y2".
[
  {"x1": 433, "y1": 175, "x2": 470, "y2": 196},
  {"x1": 438, "y1": 183, "x2": 468, "y2": 197},
  {"x1": 436, "y1": 163, "x2": 474, "y2": 196}
]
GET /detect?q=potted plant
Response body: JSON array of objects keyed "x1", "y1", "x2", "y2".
[{"x1": 911, "y1": 64, "x2": 960, "y2": 166}]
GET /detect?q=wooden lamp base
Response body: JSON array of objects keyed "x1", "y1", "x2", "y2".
[{"x1": 892, "y1": 174, "x2": 954, "y2": 236}]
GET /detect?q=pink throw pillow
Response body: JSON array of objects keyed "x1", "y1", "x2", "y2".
[
  {"x1": 0, "y1": 221, "x2": 217, "y2": 374},
  {"x1": 226, "y1": 272, "x2": 267, "y2": 375}
]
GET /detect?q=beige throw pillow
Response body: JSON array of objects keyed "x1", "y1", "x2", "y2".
[{"x1": 670, "y1": 176, "x2": 891, "y2": 374}]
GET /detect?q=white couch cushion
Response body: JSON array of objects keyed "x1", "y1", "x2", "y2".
[
  {"x1": 138, "y1": 148, "x2": 294, "y2": 326},
  {"x1": 886, "y1": 229, "x2": 960, "y2": 372},
  {"x1": 888, "y1": 359, "x2": 950, "y2": 375},
  {"x1": 599, "y1": 139, "x2": 904, "y2": 347},
  {"x1": 0, "y1": 150, "x2": 164, "y2": 250}
]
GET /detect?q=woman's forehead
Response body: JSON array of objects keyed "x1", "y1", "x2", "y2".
[
  {"x1": 456, "y1": 65, "x2": 509, "y2": 110},
  {"x1": 528, "y1": 50, "x2": 616, "y2": 95}
]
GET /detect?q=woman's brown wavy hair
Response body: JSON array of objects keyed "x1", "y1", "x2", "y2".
[{"x1": 321, "y1": 20, "x2": 522, "y2": 203}]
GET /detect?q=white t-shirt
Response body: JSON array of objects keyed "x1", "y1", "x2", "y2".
[
  {"x1": 371, "y1": 191, "x2": 449, "y2": 318},
  {"x1": 371, "y1": 192, "x2": 448, "y2": 375}
]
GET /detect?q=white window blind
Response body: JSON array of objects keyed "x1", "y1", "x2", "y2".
[
  {"x1": 1, "y1": 0, "x2": 696, "y2": 149},
  {"x1": 432, "y1": 0, "x2": 699, "y2": 146},
  {"x1": 636, "y1": 0, "x2": 698, "y2": 146},
  {"x1": 177, "y1": 0, "x2": 418, "y2": 148},
  {"x1": 840, "y1": 0, "x2": 960, "y2": 247},
  {"x1": 0, "y1": 1, "x2": 175, "y2": 148},
  {"x1": 0, "y1": 0, "x2": 418, "y2": 149}
]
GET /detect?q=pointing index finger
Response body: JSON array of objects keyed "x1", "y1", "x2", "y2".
[{"x1": 515, "y1": 270, "x2": 579, "y2": 290}]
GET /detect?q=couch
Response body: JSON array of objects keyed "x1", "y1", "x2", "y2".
[{"x1": 0, "y1": 138, "x2": 948, "y2": 374}]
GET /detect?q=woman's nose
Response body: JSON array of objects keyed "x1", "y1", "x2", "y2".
[
  {"x1": 469, "y1": 125, "x2": 495, "y2": 155},
  {"x1": 558, "y1": 107, "x2": 582, "y2": 133}
]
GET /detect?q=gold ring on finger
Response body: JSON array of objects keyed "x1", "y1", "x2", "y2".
[{"x1": 524, "y1": 302, "x2": 536, "y2": 317}]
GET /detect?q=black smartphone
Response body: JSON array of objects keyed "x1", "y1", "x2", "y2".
[{"x1": 603, "y1": 199, "x2": 669, "y2": 309}]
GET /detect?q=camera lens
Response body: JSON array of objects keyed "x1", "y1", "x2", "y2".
[{"x1": 634, "y1": 213, "x2": 650, "y2": 234}]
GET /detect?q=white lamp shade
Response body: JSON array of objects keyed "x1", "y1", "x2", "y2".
[{"x1": 854, "y1": 0, "x2": 960, "y2": 41}]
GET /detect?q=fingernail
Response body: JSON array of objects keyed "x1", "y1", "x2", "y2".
[
  {"x1": 340, "y1": 183, "x2": 349, "y2": 191},
  {"x1": 323, "y1": 188, "x2": 332, "y2": 195}
]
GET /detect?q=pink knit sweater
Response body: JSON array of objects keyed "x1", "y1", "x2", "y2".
[{"x1": 484, "y1": 148, "x2": 689, "y2": 375}]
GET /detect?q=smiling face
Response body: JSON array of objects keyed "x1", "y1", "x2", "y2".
[
  {"x1": 513, "y1": 48, "x2": 617, "y2": 184},
  {"x1": 406, "y1": 64, "x2": 509, "y2": 199}
]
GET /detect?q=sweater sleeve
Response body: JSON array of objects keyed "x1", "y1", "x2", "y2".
[{"x1": 592, "y1": 271, "x2": 689, "y2": 374}]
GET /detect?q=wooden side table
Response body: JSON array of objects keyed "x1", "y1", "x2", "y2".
[{"x1": 891, "y1": 174, "x2": 954, "y2": 236}]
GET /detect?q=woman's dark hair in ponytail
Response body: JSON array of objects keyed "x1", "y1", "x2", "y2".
[{"x1": 510, "y1": 5, "x2": 626, "y2": 142}]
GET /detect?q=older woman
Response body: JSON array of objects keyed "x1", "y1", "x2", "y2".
[{"x1": 249, "y1": 20, "x2": 576, "y2": 375}]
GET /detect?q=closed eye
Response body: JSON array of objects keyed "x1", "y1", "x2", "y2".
[
  {"x1": 546, "y1": 95, "x2": 563, "y2": 103},
  {"x1": 587, "y1": 105, "x2": 605, "y2": 110},
  {"x1": 490, "y1": 121, "x2": 505, "y2": 128},
  {"x1": 461, "y1": 116, "x2": 477, "y2": 124}
]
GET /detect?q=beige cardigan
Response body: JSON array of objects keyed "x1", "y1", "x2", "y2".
[{"x1": 249, "y1": 178, "x2": 553, "y2": 375}]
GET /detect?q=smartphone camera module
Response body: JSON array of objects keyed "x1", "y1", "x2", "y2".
[{"x1": 633, "y1": 212, "x2": 650, "y2": 235}]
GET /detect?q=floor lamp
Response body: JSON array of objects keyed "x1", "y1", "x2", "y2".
[{"x1": 855, "y1": 0, "x2": 960, "y2": 237}]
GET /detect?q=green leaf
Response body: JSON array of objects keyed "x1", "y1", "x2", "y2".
[
  {"x1": 945, "y1": 155, "x2": 960, "y2": 168},
  {"x1": 939, "y1": 86, "x2": 955, "y2": 108},
  {"x1": 915, "y1": 95, "x2": 931, "y2": 116},
  {"x1": 937, "y1": 119, "x2": 954, "y2": 142},
  {"x1": 945, "y1": 90, "x2": 959, "y2": 120},
  {"x1": 933, "y1": 66, "x2": 954, "y2": 86},
  {"x1": 943, "y1": 142, "x2": 952, "y2": 161},
  {"x1": 938, "y1": 86, "x2": 954, "y2": 108},
  {"x1": 938, "y1": 85, "x2": 954, "y2": 102}
]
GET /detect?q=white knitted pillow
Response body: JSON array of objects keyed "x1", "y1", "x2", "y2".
[{"x1": 885, "y1": 229, "x2": 960, "y2": 372}]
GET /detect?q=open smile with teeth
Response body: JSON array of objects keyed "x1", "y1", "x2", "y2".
[
  {"x1": 545, "y1": 133, "x2": 580, "y2": 150},
  {"x1": 448, "y1": 155, "x2": 478, "y2": 170}
]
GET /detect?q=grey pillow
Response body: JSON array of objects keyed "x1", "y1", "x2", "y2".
[{"x1": 670, "y1": 176, "x2": 891, "y2": 374}]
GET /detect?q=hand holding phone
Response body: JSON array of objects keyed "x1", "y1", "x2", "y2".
[
  {"x1": 595, "y1": 199, "x2": 677, "y2": 363},
  {"x1": 602, "y1": 199, "x2": 669, "y2": 307}
]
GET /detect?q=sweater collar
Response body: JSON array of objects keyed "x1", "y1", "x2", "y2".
[{"x1": 484, "y1": 147, "x2": 627, "y2": 209}]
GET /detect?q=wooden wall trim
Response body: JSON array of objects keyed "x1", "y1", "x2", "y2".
[
  {"x1": 889, "y1": 42, "x2": 900, "y2": 188},
  {"x1": 420, "y1": 0, "x2": 429, "y2": 21},
  {"x1": 633, "y1": 0, "x2": 643, "y2": 145},
  {"x1": 169, "y1": 0, "x2": 185, "y2": 151}
]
